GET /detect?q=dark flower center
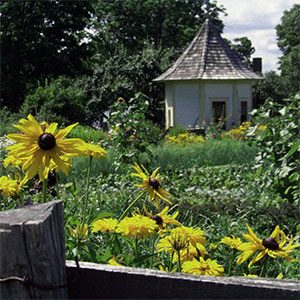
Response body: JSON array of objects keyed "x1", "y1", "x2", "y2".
[
  {"x1": 149, "y1": 178, "x2": 160, "y2": 190},
  {"x1": 151, "y1": 215, "x2": 163, "y2": 225},
  {"x1": 38, "y1": 133, "x2": 56, "y2": 150},
  {"x1": 262, "y1": 237, "x2": 279, "y2": 250}
]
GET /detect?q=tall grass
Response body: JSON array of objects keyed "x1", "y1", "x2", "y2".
[
  {"x1": 150, "y1": 139, "x2": 257, "y2": 171},
  {"x1": 66, "y1": 139, "x2": 258, "y2": 180}
]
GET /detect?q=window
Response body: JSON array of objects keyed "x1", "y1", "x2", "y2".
[
  {"x1": 212, "y1": 101, "x2": 226, "y2": 129},
  {"x1": 241, "y1": 101, "x2": 248, "y2": 123}
]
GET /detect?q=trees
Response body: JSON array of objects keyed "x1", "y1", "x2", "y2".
[
  {"x1": 227, "y1": 37, "x2": 255, "y2": 67},
  {"x1": 252, "y1": 71, "x2": 289, "y2": 108},
  {"x1": 253, "y1": 4, "x2": 300, "y2": 106},
  {"x1": 0, "y1": 1, "x2": 94, "y2": 111},
  {"x1": 276, "y1": 4, "x2": 300, "y2": 95},
  {"x1": 88, "y1": 0, "x2": 226, "y2": 125}
]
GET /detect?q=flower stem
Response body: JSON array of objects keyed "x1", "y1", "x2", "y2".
[
  {"x1": 177, "y1": 250, "x2": 182, "y2": 272},
  {"x1": 118, "y1": 192, "x2": 144, "y2": 222},
  {"x1": 227, "y1": 249, "x2": 235, "y2": 277},
  {"x1": 82, "y1": 156, "x2": 92, "y2": 225},
  {"x1": 259, "y1": 255, "x2": 269, "y2": 277},
  {"x1": 42, "y1": 178, "x2": 47, "y2": 203},
  {"x1": 150, "y1": 231, "x2": 157, "y2": 269},
  {"x1": 55, "y1": 172, "x2": 60, "y2": 198}
]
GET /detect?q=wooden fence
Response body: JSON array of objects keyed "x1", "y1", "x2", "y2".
[{"x1": 1, "y1": 200, "x2": 299, "y2": 299}]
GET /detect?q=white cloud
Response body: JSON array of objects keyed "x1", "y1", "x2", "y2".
[{"x1": 215, "y1": 0, "x2": 299, "y2": 73}]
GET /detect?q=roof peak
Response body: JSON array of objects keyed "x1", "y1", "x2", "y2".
[{"x1": 154, "y1": 19, "x2": 263, "y2": 81}]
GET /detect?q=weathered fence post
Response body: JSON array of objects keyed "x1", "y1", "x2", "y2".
[{"x1": 0, "y1": 200, "x2": 68, "y2": 299}]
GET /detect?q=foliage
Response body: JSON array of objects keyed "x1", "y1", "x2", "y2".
[
  {"x1": 1, "y1": 109, "x2": 299, "y2": 280},
  {"x1": 91, "y1": 0, "x2": 225, "y2": 56},
  {"x1": 0, "y1": 108, "x2": 25, "y2": 136},
  {"x1": 252, "y1": 71, "x2": 289, "y2": 107},
  {"x1": 150, "y1": 140, "x2": 257, "y2": 171},
  {"x1": 85, "y1": 45, "x2": 176, "y2": 125},
  {"x1": 227, "y1": 37, "x2": 255, "y2": 67},
  {"x1": 165, "y1": 133, "x2": 205, "y2": 147},
  {"x1": 107, "y1": 94, "x2": 162, "y2": 170},
  {"x1": 247, "y1": 93, "x2": 300, "y2": 202},
  {"x1": 276, "y1": 4, "x2": 300, "y2": 96},
  {"x1": 0, "y1": 1, "x2": 94, "y2": 111},
  {"x1": 276, "y1": 4, "x2": 300, "y2": 56},
  {"x1": 20, "y1": 76, "x2": 87, "y2": 125},
  {"x1": 67, "y1": 125, "x2": 107, "y2": 144}
]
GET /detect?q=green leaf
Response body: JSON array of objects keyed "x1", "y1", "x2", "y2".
[
  {"x1": 285, "y1": 141, "x2": 300, "y2": 158},
  {"x1": 288, "y1": 172, "x2": 299, "y2": 183}
]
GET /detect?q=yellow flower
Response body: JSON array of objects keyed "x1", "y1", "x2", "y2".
[
  {"x1": 174, "y1": 243, "x2": 207, "y2": 263},
  {"x1": 131, "y1": 163, "x2": 172, "y2": 210},
  {"x1": 237, "y1": 224, "x2": 300, "y2": 268},
  {"x1": 158, "y1": 265, "x2": 176, "y2": 272},
  {"x1": 116, "y1": 215, "x2": 157, "y2": 239},
  {"x1": 108, "y1": 257, "x2": 124, "y2": 267},
  {"x1": 243, "y1": 273, "x2": 258, "y2": 277},
  {"x1": 220, "y1": 235, "x2": 243, "y2": 249},
  {"x1": 117, "y1": 97, "x2": 125, "y2": 104},
  {"x1": 0, "y1": 175, "x2": 21, "y2": 198},
  {"x1": 182, "y1": 257, "x2": 224, "y2": 276},
  {"x1": 76, "y1": 142, "x2": 107, "y2": 160},
  {"x1": 91, "y1": 218, "x2": 118, "y2": 233},
  {"x1": 6, "y1": 115, "x2": 83, "y2": 180},
  {"x1": 142, "y1": 204, "x2": 182, "y2": 229},
  {"x1": 157, "y1": 227, "x2": 189, "y2": 253},
  {"x1": 48, "y1": 155, "x2": 72, "y2": 174},
  {"x1": 4, "y1": 154, "x2": 28, "y2": 169},
  {"x1": 179, "y1": 226, "x2": 206, "y2": 247},
  {"x1": 210, "y1": 243, "x2": 218, "y2": 251},
  {"x1": 68, "y1": 223, "x2": 88, "y2": 241}
]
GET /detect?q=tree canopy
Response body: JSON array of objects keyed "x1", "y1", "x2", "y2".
[
  {"x1": 0, "y1": 1, "x2": 94, "y2": 110},
  {"x1": 276, "y1": 4, "x2": 300, "y2": 95}
]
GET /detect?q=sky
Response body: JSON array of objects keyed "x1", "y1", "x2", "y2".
[{"x1": 215, "y1": 0, "x2": 299, "y2": 73}]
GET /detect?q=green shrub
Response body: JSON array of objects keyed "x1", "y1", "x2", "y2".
[
  {"x1": 20, "y1": 76, "x2": 87, "y2": 125},
  {"x1": 68, "y1": 124, "x2": 107, "y2": 144},
  {"x1": 248, "y1": 92, "x2": 300, "y2": 202},
  {"x1": 0, "y1": 108, "x2": 24, "y2": 136}
]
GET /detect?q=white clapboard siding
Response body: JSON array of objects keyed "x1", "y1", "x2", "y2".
[{"x1": 175, "y1": 84, "x2": 199, "y2": 127}]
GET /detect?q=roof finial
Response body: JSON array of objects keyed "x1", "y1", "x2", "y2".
[{"x1": 204, "y1": 0, "x2": 211, "y2": 20}]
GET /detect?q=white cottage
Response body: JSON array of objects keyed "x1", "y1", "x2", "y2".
[{"x1": 154, "y1": 19, "x2": 263, "y2": 130}]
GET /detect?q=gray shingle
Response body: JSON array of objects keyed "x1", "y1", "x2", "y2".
[{"x1": 154, "y1": 19, "x2": 263, "y2": 81}]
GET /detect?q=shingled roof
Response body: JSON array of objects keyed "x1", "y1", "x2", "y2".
[{"x1": 154, "y1": 19, "x2": 263, "y2": 81}]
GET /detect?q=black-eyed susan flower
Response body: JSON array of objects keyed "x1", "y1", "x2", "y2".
[
  {"x1": 141, "y1": 204, "x2": 182, "y2": 229},
  {"x1": 179, "y1": 226, "x2": 206, "y2": 247},
  {"x1": 0, "y1": 175, "x2": 21, "y2": 198},
  {"x1": 91, "y1": 218, "x2": 118, "y2": 233},
  {"x1": 157, "y1": 227, "x2": 189, "y2": 254},
  {"x1": 116, "y1": 215, "x2": 157, "y2": 239},
  {"x1": 182, "y1": 257, "x2": 224, "y2": 276},
  {"x1": 174, "y1": 243, "x2": 207, "y2": 263},
  {"x1": 220, "y1": 235, "x2": 243, "y2": 249},
  {"x1": 76, "y1": 142, "x2": 107, "y2": 160},
  {"x1": 117, "y1": 97, "x2": 125, "y2": 104},
  {"x1": 6, "y1": 115, "x2": 84, "y2": 180},
  {"x1": 131, "y1": 162, "x2": 172, "y2": 210},
  {"x1": 237, "y1": 224, "x2": 300, "y2": 268}
]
